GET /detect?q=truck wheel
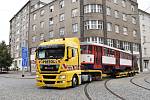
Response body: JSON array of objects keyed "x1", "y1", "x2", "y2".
[
  {"x1": 72, "y1": 75, "x2": 78, "y2": 87},
  {"x1": 127, "y1": 73, "x2": 131, "y2": 77}
]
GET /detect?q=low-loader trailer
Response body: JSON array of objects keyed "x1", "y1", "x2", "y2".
[{"x1": 35, "y1": 38, "x2": 138, "y2": 88}]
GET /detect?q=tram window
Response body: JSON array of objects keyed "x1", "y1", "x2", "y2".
[
  {"x1": 104, "y1": 48, "x2": 109, "y2": 56},
  {"x1": 110, "y1": 49, "x2": 114, "y2": 57},
  {"x1": 81, "y1": 45, "x2": 92, "y2": 54},
  {"x1": 88, "y1": 45, "x2": 92, "y2": 54}
]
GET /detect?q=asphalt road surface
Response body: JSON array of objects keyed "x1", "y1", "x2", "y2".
[{"x1": 0, "y1": 72, "x2": 150, "y2": 100}]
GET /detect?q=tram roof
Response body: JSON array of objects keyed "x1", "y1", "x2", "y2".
[{"x1": 80, "y1": 42, "x2": 132, "y2": 54}]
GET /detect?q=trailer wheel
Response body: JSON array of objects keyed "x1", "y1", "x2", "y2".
[
  {"x1": 95, "y1": 74, "x2": 102, "y2": 81},
  {"x1": 127, "y1": 73, "x2": 131, "y2": 77},
  {"x1": 72, "y1": 75, "x2": 78, "y2": 87}
]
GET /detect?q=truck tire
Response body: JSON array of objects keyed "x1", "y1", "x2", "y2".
[{"x1": 72, "y1": 75, "x2": 78, "y2": 87}]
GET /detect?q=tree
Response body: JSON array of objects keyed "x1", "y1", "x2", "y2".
[{"x1": 0, "y1": 41, "x2": 13, "y2": 72}]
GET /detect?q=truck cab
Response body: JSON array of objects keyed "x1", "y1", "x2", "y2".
[{"x1": 36, "y1": 38, "x2": 81, "y2": 88}]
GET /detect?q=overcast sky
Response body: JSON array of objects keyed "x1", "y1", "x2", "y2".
[{"x1": 0, "y1": 0, "x2": 150, "y2": 44}]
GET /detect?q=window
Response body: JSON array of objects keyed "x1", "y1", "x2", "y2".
[
  {"x1": 59, "y1": 28, "x2": 65, "y2": 36},
  {"x1": 122, "y1": 13, "x2": 127, "y2": 21},
  {"x1": 107, "y1": 22, "x2": 112, "y2": 31},
  {"x1": 84, "y1": 20, "x2": 103, "y2": 30},
  {"x1": 22, "y1": 25, "x2": 26, "y2": 30},
  {"x1": 144, "y1": 48, "x2": 147, "y2": 55},
  {"x1": 72, "y1": 9, "x2": 78, "y2": 17},
  {"x1": 17, "y1": 23, "x2": 20, "y2": 27},
  {"x1": 131, "y1": 5, "x2": 135, "y2": 12},
  {"x1": 49, "y1": 18, "x2": 53, "y2": 25},
  {"x1": 91, "y1": 5, "x2": 97, "y2": 12},
  {"x1": 122, "y1": 0, "x2": 126, "y2": 7},
  {"x1": 91, "y1": 20, "x2": 97, "y2": 29},
  {"x1": 32, "y1": 24, "x2": 36, "y2": 31},
  {"x1": 142, "y1": 14, "x2": 144, "y2": 20},
  {"x1": 114, "y1": 0, "x2": 118, "y2": 4},
  {"x1": 114, "y1": 10, "x2": 119, "y2": 18},
  {"x1": 34, "y1": 4, "x2": 38, "y2": 9},
  {"x1": 107, "y1": 39, "x2": 113, "y2": 47},
  {"x1": 106, "y1": 7, "x2": 111, "y2": 16},
  {"x1": 132, "y1": 17, "x2": 136, "y2": 24},
  {"x1": 133, "y1": 43, "x2": 139, "y2": 52},
  {"x1": 49, "y1": 5, "x2": 54, "y2": 12},
  {"x1": 40, "y1": 21, "x2": 44, "y2": 28},
  {"x1": 60, "y1": 0, "x2": 64, "y2": 8},
  {"x1": 40, "y1": 9, "x2": 45, "y2": 16},
  {"x1": 72, "y1": 23, "x2": 78, "y2": 33},
  {"x1": 115, "y1": 25, "x2": 119, "y2": 33},
  {"x1": 72, "y1": 0, "x2": 77, "y2": 3},
  {"x1": 123, "y1": 27, "x2": 128, "y2": 35},
  {"x1": 40, "y1": 33, "x2": 44, "y2": 40},
  {"x1": 33, "y1": 13, "x2": 36, "y2": 20},
  {"x1": 49, "y1": 31, "x2": 54, "y2": 38},
  {"x1": 123, "y1": 42, "x2": 130, "y2": 51},
  {"x1": 133, "y1": 30, "x2": 137, "y2": 37},
  {"x1": 143, "y1": 36, "x2": 146, "y2": 43},
  {"x1": 59, "y1": 13, "x2": 64, "y2": 21},
  {"x1": 84, "y1": 4, "x2": 103, "y2": 13},
  {"x1": 32, "y1": 36, "x2": 36, "y2": 42},
  {"x1": 142, "y1": 24, "x2": 145, "y2": 30},
  {"x1": 98, "y1": 21, "x2": 103, "y2": 29},
  {"x1": 116, "y1": 40, "x2": 120, "y2": 49}
]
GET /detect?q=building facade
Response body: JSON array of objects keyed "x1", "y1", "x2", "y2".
[
  {"x1": 29, "y1": 0, "x2": 141, "y2": 72},
  {"x1": 139, "y1": 9, "x2": 150, "y2": 72},
  {"x1": 9, "y1": 1, "x2": 30, "y2": 70},
  {"x1": 9, "y1": 0, "x2": 142, "y2": 72},
  {"x1": 9, "y1": 0, "x2": 47, "y2": 70}
]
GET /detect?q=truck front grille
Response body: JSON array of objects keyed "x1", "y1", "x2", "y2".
[
  {"x1": 43, "y1": 75, "x2": 56, "y2": 79},
  {"x1": 40, "y1": 64, "x2": 59, "y2": 71},
  {"x1": 44, "y1": 81, "x2": 55, "y2": 84}
]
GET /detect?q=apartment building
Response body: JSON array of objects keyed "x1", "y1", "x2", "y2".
[
  {"x1": 9, "y1": 0, "x2": 46, "y2": 70},
  {"x1": 139, "y1": 9, "x2": 150, "y2": 71},
  {"x1": 9, "y1": 0, "x2": 142, "y2": 72},
  {"x1": 29, "y1": 0, "x2": 141, "y2": 72}
]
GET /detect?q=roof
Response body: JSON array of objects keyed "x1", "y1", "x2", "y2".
[
  {"x1": 81, "y1": 42, "x2": 132, "y2": 54},
  {"x1": 138, "y1": 9, "x2": 150, "y2": 16},
  {"x1": 10, "y1": 1, "x2": 30, "y2": 22}
]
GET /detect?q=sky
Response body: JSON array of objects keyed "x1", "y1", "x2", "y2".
[{"x1": 0, "y1": 0, "x2": 150, "y2": 45}]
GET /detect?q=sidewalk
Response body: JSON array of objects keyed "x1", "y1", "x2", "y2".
[{"x1": 0, "y1": 71, "x2": 35, "y2": 79}]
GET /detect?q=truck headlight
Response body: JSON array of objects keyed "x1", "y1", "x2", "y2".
[
  {"x1": 36, "y1": 75, "x2": 40, "y2": 78},
  {"x1": 58, "y1": 75, "x2": 66, "y2": 79}
]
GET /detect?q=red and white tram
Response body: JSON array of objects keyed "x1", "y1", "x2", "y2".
[{"x1": 80, "y1": 42, "x2": 138, "y2": 76}]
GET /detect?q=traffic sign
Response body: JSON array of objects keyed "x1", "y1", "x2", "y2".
[{"x1": 22, "y1": 47, "x2": 28, "y2": 67}]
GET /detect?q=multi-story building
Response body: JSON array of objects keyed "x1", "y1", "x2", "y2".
[
  {"x1": 9, "y1": 0, "x2": 142, "y2": 72},
  {"x1": 9, "y1": 0, "x2": 47, "y2": 70},
  {"x1": 29, "y1": 0, "x2": 141, "y2": 72},
  {"x1": 9, "y1": 1, "x2": 30, "y2": 70},
  {"x1": 139, "y1": 9, "x2": 150, "y2": 71}
]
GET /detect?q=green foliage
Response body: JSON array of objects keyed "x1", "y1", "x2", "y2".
[{"x1": 0, "y1": 41, "x2": 13, "y2": 71}]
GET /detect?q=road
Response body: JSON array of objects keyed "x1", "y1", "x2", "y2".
[{"x1": 0, "y1": 72, "x2": 150, "y2": 100}]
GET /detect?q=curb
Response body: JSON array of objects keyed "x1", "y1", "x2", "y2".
[{"x1": 0, "y1": 76, "x2": 35, "y2": 79}]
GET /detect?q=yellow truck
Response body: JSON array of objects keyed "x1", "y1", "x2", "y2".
[
  {"x1": 35, "y1": 37, "x2": 138, "y2": 88},
  {"x1": 35, "y1": 37, "x2": 102, "y2": 88}
]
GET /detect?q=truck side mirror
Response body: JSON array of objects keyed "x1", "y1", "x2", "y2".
[{"x1": 68, "y1": 47, "x2": 72, "y2": 59}]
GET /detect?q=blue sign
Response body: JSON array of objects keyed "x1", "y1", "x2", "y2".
[{"x1": 22, "y1": 47, "x2": 28, "y2": 67}]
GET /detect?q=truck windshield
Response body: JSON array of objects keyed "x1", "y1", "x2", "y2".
[{"x1": 37, "y1": 44, "x2": 65, "y2": 59}]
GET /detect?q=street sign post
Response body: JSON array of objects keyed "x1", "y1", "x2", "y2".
[{"x1": 22, "y1": 47, "x2": 28, "y2": 77}]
